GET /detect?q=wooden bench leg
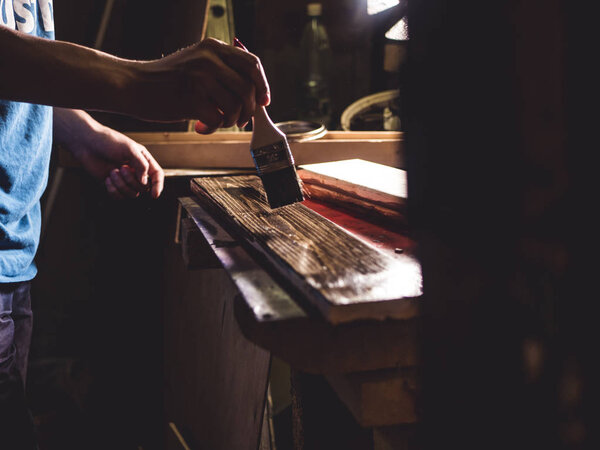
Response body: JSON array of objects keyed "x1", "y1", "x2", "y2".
[{"x1": 290, "y1": 370, "x2": 373, "y2": 450}]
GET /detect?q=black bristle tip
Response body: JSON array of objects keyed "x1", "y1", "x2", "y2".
[{"x1": 260, "y1": 167, "x2": 304, "y2": 209}]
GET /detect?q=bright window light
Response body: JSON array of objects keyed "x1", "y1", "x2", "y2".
[
  {"x1": 367, "y1": 0, "x2": 399, "y2": 15},
  {"x1": 385, "y1": 17, "x2": 409, "y2": 40}
]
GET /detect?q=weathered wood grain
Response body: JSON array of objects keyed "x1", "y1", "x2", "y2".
[
  {"x1": 179, "y1": 196, "x2": 306, "y2": 323},
  {"x1": 190, "y1": 176, "x2": 421, "y2": 324}
]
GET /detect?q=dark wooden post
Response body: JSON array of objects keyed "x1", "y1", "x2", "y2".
[{"x1": 405, "y1": 1, "x2": 595, "y2": 448}]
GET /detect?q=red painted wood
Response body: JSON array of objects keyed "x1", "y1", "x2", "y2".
[{"x1": 302, "y1": 199, "x2": 415, "y2": 254}]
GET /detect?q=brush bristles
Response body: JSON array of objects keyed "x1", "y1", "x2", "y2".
[{"x1": 260, "y1": 166, "x2": 304, "y2": 208}]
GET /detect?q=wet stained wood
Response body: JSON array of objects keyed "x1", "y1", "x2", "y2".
[{"x1": 190, "y1": 175, "x2": 421, "y2": 324}]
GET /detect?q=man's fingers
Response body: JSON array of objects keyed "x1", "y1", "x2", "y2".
[
  {"x1": 197, "y1": 58, "x2": 252, "y2": 127},
  {"x1": 204, "y1": 78, "x2": 243, "y2": 128},
  {"x1": 130, "y1": 147, "x2": 165, "y2": 199},
  {"x1": 123, "y1": 144, "x2": 150, "y2": 185},
  {"x1": 109, "y1": 168, "x2": 139, "y2": 198},
  {"x1": 142, "y1": 149, "x2": 165, "y2": 199},
  {"x1": 220, "y1": 46, "x2": 270, "y2": 106},
  {"x1": 236, "y1": 81, "x2": 255, "y2": 128},
  {"x1": 204, "y1": 38, "x2": 270, "y2": 107},
  {"x1": 193, "y1": 98, "x2": 224, "y2": 133},
  {"x1": 120, "y1": 165, "x2": 146, "y2": 191},
  {"x1": 105, "y1": 176, "x2": 125, "y2": 200}
]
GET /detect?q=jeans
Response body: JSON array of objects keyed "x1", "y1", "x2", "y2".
[{"x1": 0, "y1": 281, "x2": 38, "y2": 449}]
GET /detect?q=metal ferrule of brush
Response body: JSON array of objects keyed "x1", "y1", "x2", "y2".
[{"x1": 250, "y1": 140, "x2": 295, "y2": 176}]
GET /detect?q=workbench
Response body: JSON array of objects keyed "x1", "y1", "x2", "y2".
[
  {"x1": 53, "y1": 130, "x2": 418, "y2": 449},
  {"x1": 153, "y1": 131, "x2": 421, "y2": 450}
]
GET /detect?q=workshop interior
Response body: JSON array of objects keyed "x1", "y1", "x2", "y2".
[{"x1": 20, "y1": 0, "x2": 590, "y2": 449}]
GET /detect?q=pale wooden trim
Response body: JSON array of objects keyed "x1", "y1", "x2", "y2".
[
  {"x1": 124, "y1": 130, "x2": 402, "y2": 143},
  {"x1": 59, "y1": 132, "x2": 404, "y2": 170},
  {"x1": 138, "y1": 139, "x2": 403, "y2": 169}
]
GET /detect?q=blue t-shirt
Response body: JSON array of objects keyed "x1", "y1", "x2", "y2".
[{"x1": 1, "y1": 0, "x2": 55, "y2": 282}]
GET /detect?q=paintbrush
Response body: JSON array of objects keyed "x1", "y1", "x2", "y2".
[{"x1": 234, "y1": 38, "x2": 304, "y2": 209}]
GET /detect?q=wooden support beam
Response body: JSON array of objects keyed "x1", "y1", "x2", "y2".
[{"x1": 326, "y1": 368, "x2": 418, "y2": 427}]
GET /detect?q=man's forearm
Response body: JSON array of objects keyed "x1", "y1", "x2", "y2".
[
  {"x1": 53, "y1": 108, "x2": 104, "y2": 153},
  {"x1": 1, "y1": 28, "x2": 270, "y2": 125},
  {"x1": 0, "y1": 26, "x2": 142, "y2": 116}
]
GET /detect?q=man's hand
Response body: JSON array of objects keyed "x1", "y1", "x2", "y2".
[
  {"x1": 54, "y1": 108, "x2": 164, "y2": 199},
  {"x1": 78, "y1": 128, "x2": 164, "y2": 200},
  {"x1": 134, "y1": 38, "x2": 271, "y2": 132}
]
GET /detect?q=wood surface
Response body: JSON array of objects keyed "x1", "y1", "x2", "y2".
[
  {"x1": 298, "y1": 159, "x2": 407, "y2": 226},
  {"x1": 179, "y1": 197, "x2": 418, "y2": 373},
  {"x1": 301, "y1": 199, "x2": 415, "y2": 259},
  {"x1": 179, "y1": 197, "x2": 306, "y2": 323},
  {"x1": 190, "y1": 176, "x2": 421, "y2": 324}
]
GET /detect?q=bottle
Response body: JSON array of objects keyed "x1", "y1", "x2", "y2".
[{"x1": 298, "y1": 3, "x2": 332, "y2": 128}]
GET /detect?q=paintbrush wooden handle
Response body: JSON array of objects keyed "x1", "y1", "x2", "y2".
[
  {"x1": 251, "y1": 105, "x2": 286, "y2": 149},
  {"x1": 232, "y1": 38, "x2": 283, "y2": 148}
]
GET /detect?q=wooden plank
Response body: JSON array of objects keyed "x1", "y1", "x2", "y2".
[
  {"x1": 299, "y1": 159, "x2": 406, "y2": 204},
  {"x1": 190, "y1": 176, "x2": 421, "y2": 324},
  {"x1": 301, "y1": 199, "x2": 415, "y2": 260},
  {"x1": 59, "y1": 132, "x2": 403, "y2": 170},
  {"x1": 298, "y1": 159, "x2": 407, "y2": 226},
  {"x1": 125, "y1": 131, "x2": 404, "y2": 169},
  {"x1": 144, "y1": 140, "x2": 401, "y2": 169},
  {"x1": 164, "y1": 168, "x2": 255, "y2": 178},
  {"x1": 179, "y1": 197, "x2": 418, "y2": 373},
  {"x1": 179, "y1": 197, "x2": 306, "y2": 323},
  {"x1": 235, "y1": 296, "x2": 419, "y2": 373},
  {"x1": 126, "y1": 130, "x2": 402, "y2": 143},
  {"x1": 326, "y1": 368, "x2": 418, "y2": 427}
]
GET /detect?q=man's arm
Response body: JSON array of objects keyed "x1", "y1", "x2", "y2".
[
  {"x1": 54, "y1": 108, "x2": 164, "y2": 199},
  {"x1": 0, "y1": 26, "x2": 269, "y2": 130}
]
